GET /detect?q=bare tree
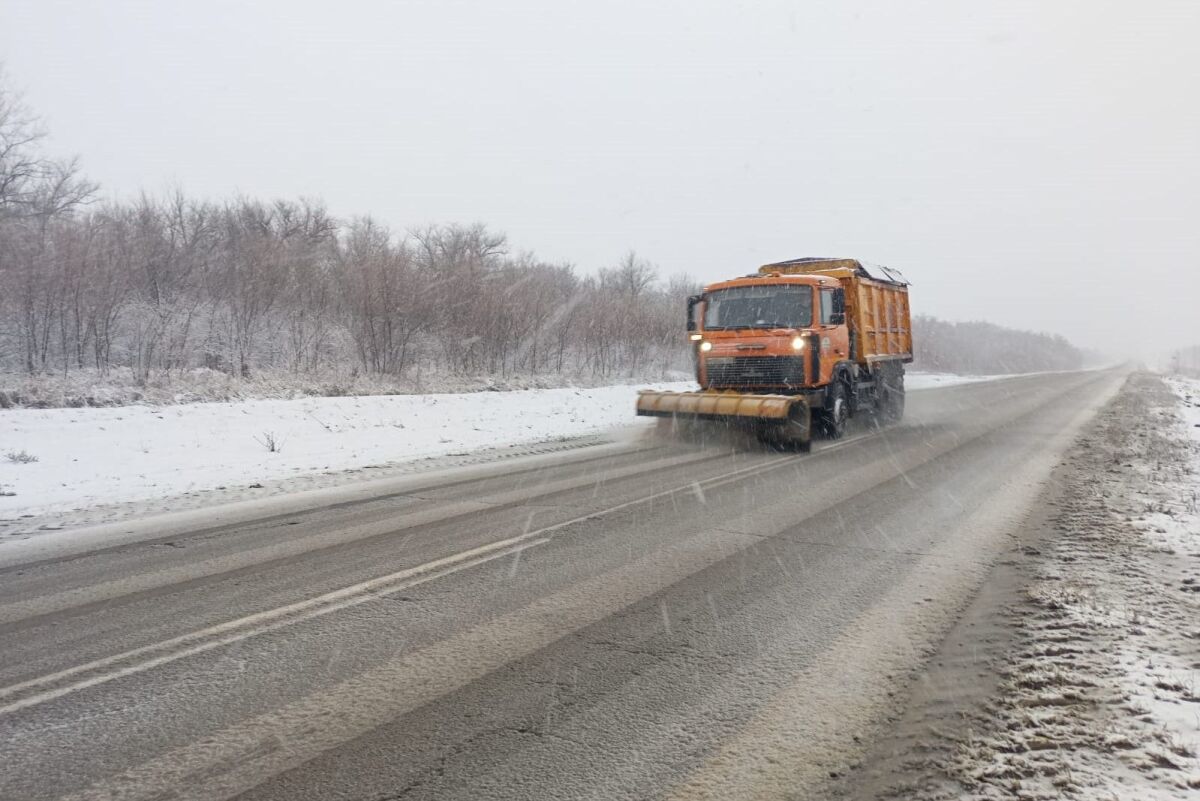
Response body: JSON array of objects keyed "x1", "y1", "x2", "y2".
[
  {"x1": 0, "y1": 67, "x2": 98, "y2": 375},
  {"x1": 341, "y1": 218, "x2": 429, "y2": 375},
  {"x1": 0, "y1": 66, "x2": 49, "y2": 218}
]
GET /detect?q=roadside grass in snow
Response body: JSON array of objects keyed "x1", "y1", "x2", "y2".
[
  {"x1": 254, "y1": 431, "x2": 284, "y2": 453},
  {"x1": 4, "y1": 450, "x2": 38, "y2": 464}
]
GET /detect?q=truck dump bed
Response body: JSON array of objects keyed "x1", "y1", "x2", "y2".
[{"x1": 759, "y1": 258, "x2": 913, "y2": 365}]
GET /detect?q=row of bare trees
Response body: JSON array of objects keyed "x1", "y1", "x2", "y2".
[
  {"x1": 0, "y1": 69, "x2": 694, "y2": 384},
  {"x1": 0, "y1": 66, "x2": 701, "y2": 387},
  {"x1": 912, "y1": 316, "x2": 1083, "y2": 374},
  {"x1": 0, "y1": 68, "x2": 1086, "y2": 394},
  {"x1": 0, "y1": 193, "x2": 694, "y2": 382}
]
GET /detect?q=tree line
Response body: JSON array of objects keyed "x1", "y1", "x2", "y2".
[
  {"x1": 0, "y1": 194, "x2": 690, "y2": 383},
  {"x1": 0, "y1": 68, "x2": 1083, "y2": 401},
  {"x1": 0, "y1": 72, "x2": 692, "y2": 385},
  {"x1": 912, "y1": 316, "x2": 1083, "y2": 374}
]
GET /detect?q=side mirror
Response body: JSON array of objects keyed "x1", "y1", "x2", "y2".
[{"x1": 686, "y1": 294, "x2": 702, "y2": 332}]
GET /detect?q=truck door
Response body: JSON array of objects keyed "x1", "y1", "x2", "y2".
[{"x1": 819, "y1": 288, "x2": 850, "y2": 382}]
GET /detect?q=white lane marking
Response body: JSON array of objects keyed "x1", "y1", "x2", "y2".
[
  {"x1": 0, "y1": 538, "x2": 549, "y2": 718},
  {"x1": 814, "y1": 431, "x2": 872, "y2": 452},
  {"x1": 0, "y1": 448, "x2": 724, "y2": 625},
  {"x1": 0, "y1": 448, "x2": 829, "y2": 716},
  {"x1": 63, "y1": 528, "x2": 767, "y2": 801}
]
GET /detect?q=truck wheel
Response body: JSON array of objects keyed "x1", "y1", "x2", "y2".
[{"x1": 822, "y1": 382, "x2": 849, "y2": 439}]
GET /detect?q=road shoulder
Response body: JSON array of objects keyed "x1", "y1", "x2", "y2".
[{"x1": 837, "y1": 372, "x2": 1200, "y2": 800}]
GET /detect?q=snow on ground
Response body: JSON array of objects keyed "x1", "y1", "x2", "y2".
[
  {"x1": 0, "y1": 371, "x2": 997, "y2": 523},
  {"x1": 905, "y1": 371, "x2": 1015, "y2": 389},
  {"x1": 0, "y1": 367, "x2": 695, "y2": 409},
  {"x1": 0, "y1": 382, "x2": 692, "y2": 519},
  {"x1": 839, "y1": 372, "x2": 1198, "y2": 800},
  {"x1": 947, "y1": 374, "x2": 1200, "y2": 799}
]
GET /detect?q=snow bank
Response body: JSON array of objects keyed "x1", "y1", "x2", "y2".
[
  {"x1": 0, "y1": 367, "x2": 694, "y2": 409},
  {"x1": 1143, "y1": 376, "x2": 1200, "y2": 558},
  {"x1": 0, "y1": 382, "x2": 694, "y2": 518},
  {"x1": 905, "y1": 371, "x2": 1013, "y2": 390},
  {"x1": 1169, "y1": 375, "x2": 1200, "y2": 434}
]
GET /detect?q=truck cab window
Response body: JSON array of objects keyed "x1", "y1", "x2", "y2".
[
  {"x1": 820, "y1": 289, "x2": 835, "y2": 325},
  {"x1": 702, "y1": 285, "x2": 813, "y2": 329}
]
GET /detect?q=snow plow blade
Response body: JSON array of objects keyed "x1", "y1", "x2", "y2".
[{"x1": 636, "y1": 390, "x2": 811, "y2": 446}]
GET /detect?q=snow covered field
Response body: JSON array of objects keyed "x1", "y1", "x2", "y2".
[
  {"x1": 0, "y1": 382, "x2": 694, "y2": 518},
  {"x1": 0, "y1": 372, "x2": 994, "y2": 521}
]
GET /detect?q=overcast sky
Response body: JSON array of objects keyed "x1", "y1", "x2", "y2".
[{"x1": 2, "y1": 0, "x2": 1197, "y2": 354}]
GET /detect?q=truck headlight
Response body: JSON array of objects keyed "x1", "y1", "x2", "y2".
[
  {"x1": 699, "y1": 341, "x2": 713, "y2": 352},
  {"x1": 791, "y1": 336, "x2": 805, "y2": 350}
]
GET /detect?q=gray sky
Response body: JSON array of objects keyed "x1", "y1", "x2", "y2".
[{"x1": 2, "y1": 0, "x2": 1198, "y2": 353}]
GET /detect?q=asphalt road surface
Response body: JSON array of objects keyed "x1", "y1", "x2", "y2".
[{"x1": 0, "y1": 368, "x2": 1126, "y2": 801}]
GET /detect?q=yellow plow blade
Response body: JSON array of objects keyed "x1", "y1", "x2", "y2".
[{"x1": 636, "y1": 390, "x2": 811, "y2": 445}]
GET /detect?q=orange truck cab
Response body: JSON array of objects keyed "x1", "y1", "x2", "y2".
[{"x1": 637, "y1": 257, "x2": 912, "y2": 448}]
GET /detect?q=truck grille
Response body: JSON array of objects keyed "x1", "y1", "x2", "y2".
[{"x1": 705, "y1": 356, "x2": 806, "y2": 387}]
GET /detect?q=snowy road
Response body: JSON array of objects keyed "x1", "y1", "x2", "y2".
[{"x1": 0, "y1": 369, "x2": 1127, "y2": 801}]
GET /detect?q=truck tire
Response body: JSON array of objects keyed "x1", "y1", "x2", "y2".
[{"x1": 821, "y1": 381, "x2": 849, "y2": 439}]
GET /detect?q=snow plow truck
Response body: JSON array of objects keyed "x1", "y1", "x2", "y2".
[{"x1": 636, "y1": 257, "x2": 912, "y2": 450}]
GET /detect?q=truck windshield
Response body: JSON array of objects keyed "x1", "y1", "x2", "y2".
[{"x1": 703, "y1": 285, "x2": 813, "y2": 329}]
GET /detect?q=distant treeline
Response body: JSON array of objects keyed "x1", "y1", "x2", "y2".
[
  {"x1": 0, "y1": 69, "x2": 1082, "y2": 395},
  {"x1": 913, "y1": 316, "x2": 1083, "y2": 374},
  {"x1": 0, "y1": 197, "x2": 691, "y2": 382}
]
